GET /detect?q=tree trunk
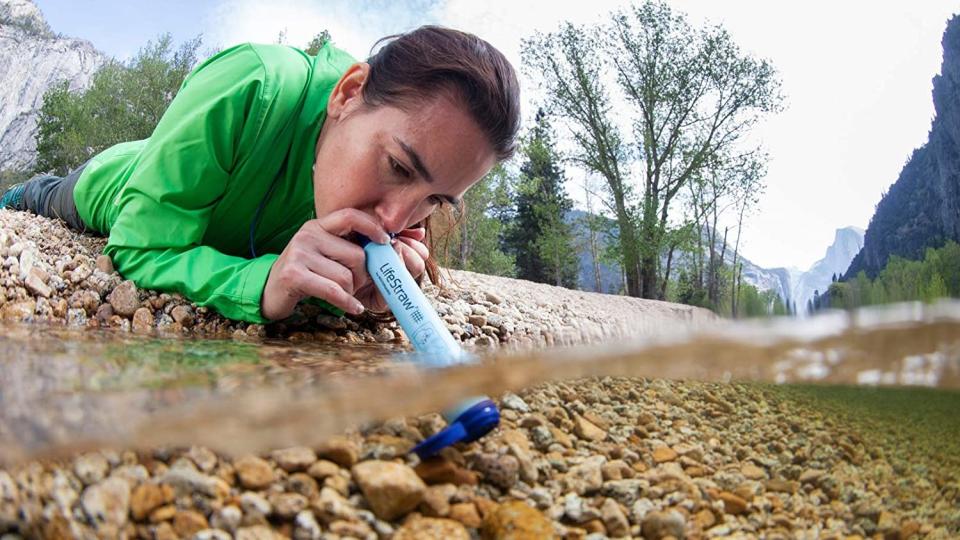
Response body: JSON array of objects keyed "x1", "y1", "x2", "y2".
[
  {"x1": 554, "y1": 242, "x2": 562, "y2": 287},
  {"x1": 730, "y1": 199, "x2": 747, "y2": 316},
  {"x1": 459, "y1": 215, "x2": 469, "y2": 268},
  {"x1": 661, "y1": 242, "x2": 676, "y2": 299},
  {"x1": 637, "y1": 196, "x2": 661, "y2": 299},
  {"x1": 591, "y1": 231, "x2": 602, "y2": 292},
  {"x1": 616, "y1": 209, "x2": 641, "y2": 297},
  {"x1": 584, "y1": 184, "x2": 603, "y2": 293}
]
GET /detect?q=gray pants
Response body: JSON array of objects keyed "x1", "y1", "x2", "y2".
[{"x1": 21, "y1": 160, "x2": 97, "y2": 235}]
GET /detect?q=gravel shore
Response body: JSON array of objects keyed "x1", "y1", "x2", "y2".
[
  {"x1": 0, "y1": 378, "x2": 955, "y2": 539},
  {"x1": 0, "y1": 210, "x2": 714, "y2": 348},
  {"x1": 0, "y1": 210, "x2": 956, "y2": 539}
]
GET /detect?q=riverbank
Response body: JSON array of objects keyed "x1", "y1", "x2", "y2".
[
  {"x1": 1, "y1": 211, "x2": 956, "y2": 539},
  {"x1": 1, "y1": 378, "x2": 956, "y2": 539},
  {"x1": 0, "y1": 209, "x2": 715, "y2": 349}
]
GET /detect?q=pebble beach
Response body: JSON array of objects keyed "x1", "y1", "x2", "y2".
[{"x1": 0, "y1": 209, "x2": 957, "y2": 539}]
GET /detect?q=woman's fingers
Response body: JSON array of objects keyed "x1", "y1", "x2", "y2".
[
  {"x1": 394, "y1": 238, "x2": 426, "y2": 279},
  {"x1": 396, "y1": 226, "x2": 427, "y2": 242},
  {"x1": 299, "y1": 250, "x2": 356, "y2": 295},
  {"x1": 297, "y1": 272, "x2": 364, "y2": 315},
  {"x1": 312, "y1": 231, "x2": 370, "y2": 289},
  {"x1": 396, "y1": 234, "x2": 429, "y2": 261},
  {"x1": 315, "y1": 209, "x2": 390, "y2": 244}
]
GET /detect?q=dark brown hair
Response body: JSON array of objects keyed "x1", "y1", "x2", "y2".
[
  {"x1": 364, "y1": 25, "x2": 521, "y2": 161},
  {"x1": 362, "y1": 26, "x2": 520, "y2": 299}
]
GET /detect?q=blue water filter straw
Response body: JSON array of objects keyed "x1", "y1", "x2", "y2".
[{"x1": 357, "y1": 235, "x2": 500, "y2": 459}]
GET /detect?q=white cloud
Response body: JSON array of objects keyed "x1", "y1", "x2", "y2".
[{"x1": 203, "y1": 0, "x2": 444, "y2": 60}]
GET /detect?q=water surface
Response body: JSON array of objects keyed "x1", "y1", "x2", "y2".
[{"x1": 0, "y1": 300, "x2": 958, "y2": 463}]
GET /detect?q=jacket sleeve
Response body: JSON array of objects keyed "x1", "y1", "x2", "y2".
[{"x1": 103, "y1": 44, "x2": 279, "y2": 323}]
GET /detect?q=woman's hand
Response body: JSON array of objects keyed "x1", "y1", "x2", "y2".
[
  {"x1": 355, "y1": 226, "x2": 430, "y2": 312},
  {"x1": 260, "y1": 209, "x2": 390, "y2": 321}
]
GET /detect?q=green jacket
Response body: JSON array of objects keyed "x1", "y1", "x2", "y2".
[{"x1": 73, "y1": 42, "x2": 356, "y2": 323}]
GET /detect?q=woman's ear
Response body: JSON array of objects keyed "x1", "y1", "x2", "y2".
[{"x1": 327, "y1": 62, "x2": 371, "y2": 120}]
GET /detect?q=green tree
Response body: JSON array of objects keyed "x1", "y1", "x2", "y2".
[
  {"x1": 878, "y1": 256, "x2": 920, "y2": 302},
  {"x1": 922, "y1": 272, "x2": 948, "y2": 302},
  {"x1": 819, "y1": 241, "x2": 960, "y2": 313},
  {"x1": 440, "y1": 165, "x2": 516, "y2": 277},
  {"x1": 523, "y1": 1, "x2": 782, "y2": 299},
  {"x1": 305, "y1": 31, "x2": 332, "y2": 55},
  {"x1": 534, "y1": 197, "x2": 580, "y2": 286},
  {"x1": 934, "y1": 241, "x2": 960, "y2": 295},
  {"x1": 504, "y1": 110, "x2": 578, "y2": 287},
  {"x1": 35, "y1": 34, "x2": 204, "y2": 175}
]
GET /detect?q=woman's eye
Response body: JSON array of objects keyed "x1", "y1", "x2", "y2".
[{"x1": 390, "y1": 157, "x2": 411, "y2": 178}]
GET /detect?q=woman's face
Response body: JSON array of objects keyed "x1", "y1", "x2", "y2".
[{"x1": 312, "y1": 63, "x2": 497, "y2": 234}]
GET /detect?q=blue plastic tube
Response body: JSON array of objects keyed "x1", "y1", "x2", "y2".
[
  {"x1": 361, "y1": 236, "x2": 468, "y2": 366},
  {"x1": 358, "y1": 235, "x2": 500, "y2": 457}
]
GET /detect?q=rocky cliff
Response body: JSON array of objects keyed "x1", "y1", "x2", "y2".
[
  {"x1": 0, "y1": 0, "x2": 106, "y2": 172},
  {"x1": 792, "y1": 227, "x2": 864, "y2": 310},
  {"x1": 845, "y1": 15, "x2": 960, "y2": 278}
]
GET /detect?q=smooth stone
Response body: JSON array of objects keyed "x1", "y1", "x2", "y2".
[
  {"x1": 316, "y1": 437, "x2": 359, "y2": 467},
  {"x1": 234, "y1": 455, "x2": 275, "y2": 490},
  {"x1": 81, "y1": 477, "x2": 131, "y2": 531},
  {"x1": 573, "y1": 415, "x2": 607, "y2": 441},
  {"x1": 641, "y1": 510, "x2": 685, "y2": 540},
  {"x1": 601, "y1": 498, "x2": 630, "y2": 538},
  {"x1": 352, "y1": 460, "x2": 426, "y2": 521},
  {"x1": 482, "y1": 500, "x2": 554, "y2": 540},
  {"x1": 271, "y1": 446, "x2": 317, "y2": 473},
  {"x1": 394, "y1": 517, "x2": 469, "y2": 540},
  {"x1": 107, "y1": 280, "x2": 140, "y2": 317},
  {"x1": 474, "y1": 453, "x2": 520, "y2": 490},
  {"x1": 130, "y1": 483, "x2": 174, "y2": 521}
]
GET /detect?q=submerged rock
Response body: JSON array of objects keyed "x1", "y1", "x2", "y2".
[
  {"x1": 482, "y1": 500, "x2": 554, "y2": 540},
  {"x1": 352, "y1": 460, "x2": 425, "y2": 521},
  {"x1": 80, "y1": 477, "x2": 130, "y2": 532}
]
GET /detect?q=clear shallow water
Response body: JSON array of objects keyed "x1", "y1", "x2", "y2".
[{"x1": 0, "y1": 299, "x2": 958, "y2": 463}]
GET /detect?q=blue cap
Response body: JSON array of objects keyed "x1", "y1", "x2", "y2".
[{"x1": 411, "y1": 398, "x2": 500, "y2": 459}]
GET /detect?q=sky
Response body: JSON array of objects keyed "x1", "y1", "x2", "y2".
[{"x1": 34, "y1": 0, "x2": 959, "y2": 270}]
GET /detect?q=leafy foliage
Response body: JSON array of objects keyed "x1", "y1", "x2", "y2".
[
  {"x1": 504, "y1": 111, "x2": 578, "y2": 287},
  {"x1": 523, "y1": 1, "x2": 782, "y2": 299},
  {"x1": 435, "y1": 165, "x2": 516, "y2": 277},
  {"x1": 304, "y1": 31, "x2": 332, "y2": 55},
  {"x1": 819, "y1": 241, "x2": 960, "y2": 311},
  {"x1": 34, "y1": 34, "x2": 204, "y2": 176}
]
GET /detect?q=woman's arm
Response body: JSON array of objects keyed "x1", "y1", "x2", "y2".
[{"x1": 104, "y1": 44, "x2": 280, "y2": 323}]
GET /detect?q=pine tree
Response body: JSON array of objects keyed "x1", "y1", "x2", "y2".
[{"x1": 504, "y1": 109, "x2": 579, "y2": 287}]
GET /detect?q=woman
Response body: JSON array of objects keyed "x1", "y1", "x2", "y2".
[{"x1": 0, "y1": 26, "x2": 521, "y2": 323}]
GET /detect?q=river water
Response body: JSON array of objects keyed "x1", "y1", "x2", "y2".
[{"x1": 0, "y1": 299, "x2": 957, "y2": 467}]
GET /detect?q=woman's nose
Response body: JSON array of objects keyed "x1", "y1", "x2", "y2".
[{"x1": 375, "y1": 198, "x2": 420, "y2": 235}]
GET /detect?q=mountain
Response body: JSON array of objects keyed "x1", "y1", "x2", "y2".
[
  {"x1": 734, "y1": 256, "x2": 794, "y2": 306},
  {"x1": 567, "y1": 209, "x2": 801, "y2": 303},
  {"x1": 567, "y1": 207, "x2": 864, "y2": 316},
  {"x1": 845, "y1": 15, "x2": 960, "y2": 279},
  {"x1": 791, "y1": 227, "x2": 864, "y2": 311},
  {"x1": 567, "y1": 209, "x2": 624, "y2": 294},
  {"x1": 0, "y1": 0, "x2": 107, "y2": 172}
]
